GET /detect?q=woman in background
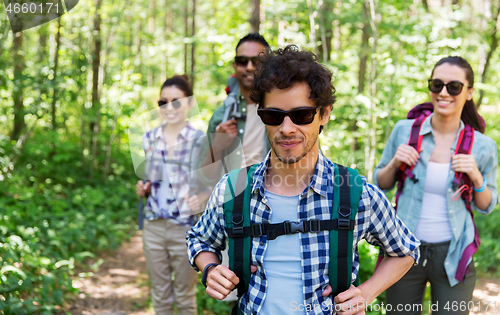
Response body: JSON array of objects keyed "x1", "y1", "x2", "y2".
[
  {"x1": 374, "y1": 56, "x2": 498, "y2": 315},
  {"x1": 136, "y1": 74, "x2": 208, "y2": 315}
]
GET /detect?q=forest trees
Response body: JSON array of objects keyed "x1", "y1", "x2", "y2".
[{"x1": 2, "y1": 0, "x2": 499, "y2": 180}]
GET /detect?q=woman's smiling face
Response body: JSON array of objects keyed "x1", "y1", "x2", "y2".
[
  {"x1": 159, "y1": 86, "x2": 192, "y2": 126},
  {"x1": 430, "y1": 63, "x2": 474, "y2": 118}
]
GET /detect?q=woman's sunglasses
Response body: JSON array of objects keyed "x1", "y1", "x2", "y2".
[
  {"x1": 158, "y1": 99, "x2": 182, "y2": 109},
  {"x1": 257, "y1": 107, "x2": 318, "y2": 126},
  {"x1": 428, "y1": 79, "x2": 470, "y2": 96},
  {"x1": 234, "y1": 56, "x2": 259, "y2": 67}
]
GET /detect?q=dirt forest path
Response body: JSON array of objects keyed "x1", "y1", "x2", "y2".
[
  {"x1": 67, "y1": 231, "x2": 154, "y2": 315},
  {"x1": 66, "y1": 231, "x2": 500, "y2": 315}
]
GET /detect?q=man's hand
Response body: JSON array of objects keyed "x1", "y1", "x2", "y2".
[
  {"x1": 205, "y1": 264, "x2": 258, "y2": 300},
  {"x1": 322, "y1": 285, "x2": 367, "y2": 315},
  {"x1": 205, "y1": 265, "x2": 239, "y2": 300},
  {"x1": 211, "y1": 119, "x2": 239, "y2": 152},
  {"x1": 136, "y1": 180, "x2": 151, "y2": 197}
]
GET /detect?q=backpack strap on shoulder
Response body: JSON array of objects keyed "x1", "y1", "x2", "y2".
[
  {"x1": 224, "y1": 164, "x2": 258, "y2": 298},
  {"x1": 453, "y1": 124, "x2": 480, "y2": 282},
  {"x1": 394, "y1": 114, "x2": 428, "y2": 210},
  {"x1": 222, "y1": 78, "x2": 241, "y2": 123},
  {"x1": 187, "y1": 130, "x2": 206, "y2": 191},
  {"x1": 330, "y1": 164, "x2": 362, "y2": 297},
  {"x1": 452, "y1": 124, "x2": 475, "y2": 202}
]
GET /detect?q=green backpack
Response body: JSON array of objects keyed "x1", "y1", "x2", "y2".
[{"x1": 224, "y1": 163, "x2": 363, "y2": 314}]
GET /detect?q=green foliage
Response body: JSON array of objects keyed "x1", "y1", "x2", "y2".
[{"x1": 0, "y1": 132, "x2": 137, "y2": 314}]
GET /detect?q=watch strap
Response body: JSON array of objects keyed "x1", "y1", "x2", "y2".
[
  {"x1": 202, "y1": 263, "x2": 219, "y2": 288},
  {"x1": 473, "y1": 176, "x2": 487, "y2": 193}
]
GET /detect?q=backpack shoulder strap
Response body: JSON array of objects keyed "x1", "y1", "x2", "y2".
[
  {"x1": 224, "y1": 164, "x2": 258, "y2": 297},
  {"x1": 222, "y1": 82, "x2": 240, "y2": 123},
  {"x1": 394, "y1": 115, "x2": 428, "y2": 210},
  {"x1": 453, "y1": 124, "x2": 479, "y2": 282},
  {"x1": 188, "y1": 129, "x2": 207, "y2": 191},
  {"x1": 329, "y1": 164, "x2": 362, "y2": 297},
  {"x1": 453, "y1": 124, "x2": 475, "y2": 202}
]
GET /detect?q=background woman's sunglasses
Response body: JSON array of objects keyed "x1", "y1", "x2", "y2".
[
  {"x1": 234, "y1": 56, "x2": 259, "y2": 67},
  {"x1": 257, "y1": 107, "x2": 318, "y2": 126},
  {"x1": 158, "y1": 99, "x2": 182, "y2": 109},
  {"x1": 428, "y1": 79, "x2": 470, "y2": 96}
]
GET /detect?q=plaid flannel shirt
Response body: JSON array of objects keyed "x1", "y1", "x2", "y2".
[
  {"x1": 143, "y1": 122, "x2": 201, "y2": 226},
  {"x1": 187, "y1": 152, "x2": 420, "y2": 315}
]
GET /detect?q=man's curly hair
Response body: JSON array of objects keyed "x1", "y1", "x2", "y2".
[{"x1": 250, "y1": 45, "x2": 336, "y2": 122}]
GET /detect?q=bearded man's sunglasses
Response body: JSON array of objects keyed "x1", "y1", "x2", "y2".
[{"x1": 257, "y1": 107, "x2": 318, "y2": 126}]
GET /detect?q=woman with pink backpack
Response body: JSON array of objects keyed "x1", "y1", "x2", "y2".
[{"x1": 374, "y1": 56, "x2": 498, "y2": 315}]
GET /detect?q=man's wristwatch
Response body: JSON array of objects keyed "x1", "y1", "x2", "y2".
[{"x1": 202, "y1": 263, "x2": 219, "y2": 288}]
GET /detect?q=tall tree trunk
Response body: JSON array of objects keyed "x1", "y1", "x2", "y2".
[
  {"x1": 318, "y1": 1, "x2": 328, "y2": 63},
  {"x1": 190, "y1": 0, "x2": 196, "y2": 86},
  {"x1": 477, "y1": 4, "x2": 500, "y2": 108},
  {"x1": 103, "y1": 103, "x2": 119, "y2": 180},
  {"x1": 149, "y1": 0, "x2": 155, "y2": 34},
  {"x1": 148, "y1": 0, "x2": 155, "y2": 87},
  {"x1": 250, "y1": 0, "x2": 260, "y2": 33},
  {"x1": 90, "y1": 0, "x2": 103, "y2": 179},
  {"x1": 184, "y1": 1, "x2": 189, "y2": 75},
  {"x1": 352, "y1": 1, "x2": 370, "y2": 153},
  {"x1": 51, "y1": 18, "x2": 62, "y2": 131},
  {"x1": 166, "y1": 0, "x2": 172, "y2": 34},
  {"x1": 135, "y1": 20, "x2": 143, "y2": 83},
  {"x1": 317, "y1": 0, "x2": 334, "y2": 63},
  {"x1": 358, "y1": 1, "x2": 370, "y2": 95},
  {"x1": 333, "y1": 0, "x2": 342, "y2": 51},
  {"x1": 11, "y1": 31, "x2": 25, "y2": 141},
  {"x1": 39, "y1": 24, "x2": 49, "y2": 64},
  {"x1": 162, "y1": 0, "x2": 172, "y2": 81},
  {"x1": 422, "y1": 0, "x2": 429, "y2": 11},
  {"x1": 365, "y1": 0, "x2": 379, "y2": 183},
  {"x1": 81, "y1": 89, "x2": 87, "y2": 170},
  {"x1": 307, "y1": 0, "x2": 319, "y2": 56},
  {"x1": 78, "y1": 31, "x2": 88, "y2": 171}
]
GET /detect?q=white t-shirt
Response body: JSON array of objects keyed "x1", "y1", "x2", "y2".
[
  {"x1": 414, "y1": 161, "x2": 453, "y2": 242},
  {"x1": 260, "y1": 189, "x2": 305, "y2": 314}
]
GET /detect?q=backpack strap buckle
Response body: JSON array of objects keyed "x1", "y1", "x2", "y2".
[
  {"x1": 338, "y1": 218, "x2": 351, "y2": 230},
  {"x1": 251, "y1": 223, "x2": 263, "y2": 237},
  {"x1": 309, "y1": 219, "x2": 321, "y2": 233},
  {"x1": 231, "y1": 227, "x2": 244, "y2": 238},
  {"x1": 232, "y1": 214, "x2": 244, "y2": 226},
  {"x1": 284, "y1": 221, "x2": 305, "y2": 234}
]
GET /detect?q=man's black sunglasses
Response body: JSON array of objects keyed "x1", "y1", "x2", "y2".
[
  {"x1": 428, "y1": 79, "x2": 470, "y2": 96},
  {"x1": 158, "y1": 99, "x2": 182, "y2": 109},
  {"x1": 257, "y1": 107, "x2": 318, "y2": 126},
  {"x1": 234, "y1": 55, "x2": 259, "y2": 67}
]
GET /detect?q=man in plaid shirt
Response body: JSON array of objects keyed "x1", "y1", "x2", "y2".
[{"x1": 187, "y1": 46, "x2": 420, "y2": 315}]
